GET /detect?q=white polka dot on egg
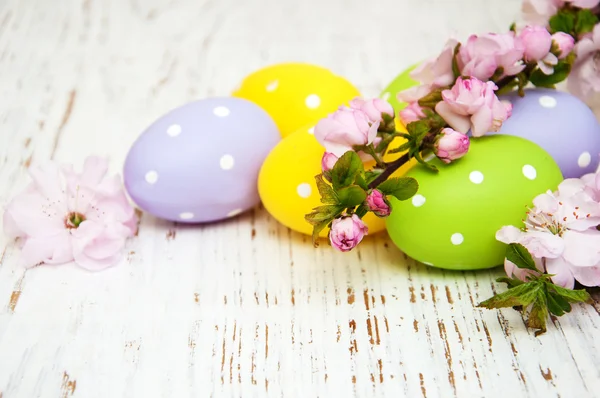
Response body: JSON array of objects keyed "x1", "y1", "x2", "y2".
[
  {"x1": 266, "y1": 80, "x2": 278, "y2": 92},
  {"x1": 145, "y1": 170, "x2": 159, "y2": 184},
  {"x1": 469, "y1": 171, "x2": 484, "y2": 184},
  {"x1": 179, "y1": 212, "x2": 194, "y2": 220},
  {"x1": 538, "y1": 95, "x2": 557, "y2": 108},
  {"x1": 578, "y1": 151, "x2": 591, "y2": 168},
  {"x1": 227, "y1": 208, "x2": 243, "y2": 217},
  {"x1": 305, "y1": 94, "x2": 321, "y2": 109},
  {"x1": 297, "y1": 183, "x2": 312, "y2": 198},
  {"x1": 213, "y1": 106, "x2": 231, "y2": 117},
  {"x1": 220, "y1": 154, "x2": 235, "y2": 170},
  {"x1": 451, "y1": 233, "x2": 464, "y2": 245},
  {"x1": 412, "y1": 194, "x2": 426, "y2": 207},
  {"x1": 522, "y1": 164, "x2": 537, "y2": 180},
  {"x1": 381, "y1": 92, "x2": 391, "y2": 101},
  {"x1": 166, "y1": 124, "x2": 181, "y2": 137},
  {"x1": 307, "y1": 127, "x2": 315, "y2": 135}
]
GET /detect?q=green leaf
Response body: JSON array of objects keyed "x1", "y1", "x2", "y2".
[
  {"x1": 527, "y1": 291, "x2": 549, "y2": 336},
  {"x1": 407, "y1": 120, "x2": 430, "y2": 141},
  {"x1": 337, "y1": 185, "x2": 367, "y2": 208},
  {"x1": 505, "y1": 243, "x2": 538, "y2": 271},
  {"x1": 305, "y1": 205, "x2": 344, "y2": 225},
  {"x1": 575, "y1": 9, "x2": 599, "y2": 36},
  {"x1": 354, "y1": 173, "x2": 368, "y2": 190},
  {"x1": 377, "y1": 177, "x2": 418, "y2": 201},
  {"x1": 451, "y1": 43, "x2": 461, "y2": 79},
  {"x1": 548, "y1": 284, "x2": 593, "y2": 304},
  {"x1": 387, "y1": 141, "x2": 411, "y2": 154},
  {"x1": 365, "y1": 169, "x2": 383, "y2": 185},
  {"x1": 315, "y1": 174, "x2": 338, "y2": 205},
  {"x1": 509, "y1": 22, "x2": 516, "y2": 33},
  {"x1": 546, "y1": 290, "x2": 571, "y2": 317},
  {"x1": 549, "y1": 10, "x2": 576, "y2": 34},
  {"x1": 478, "y1": 281, "x2": 544, "y2": 309},
  {"x1": 311, "y1": 219, "x2": 330, "y2": 246},
  {"x1": 414, "y1": 151, "x2": 438, "y2": 172},
  {"x1": 330, "y1": 151, "x2": 364, "y2": 190},
  {"x1": 530, "y1": 62, "x2": 571, "y2": 88},
  {"x1": 496, "y1": 276, "x2": 525, "y2": 289}
]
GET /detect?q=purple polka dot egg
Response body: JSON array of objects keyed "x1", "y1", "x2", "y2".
[
  {"x1": 497, "y1": 89, "x2": 600, "y2": 178},
  {"x1": 124, "y1": 97, "x2": 280, "y2": 223}
]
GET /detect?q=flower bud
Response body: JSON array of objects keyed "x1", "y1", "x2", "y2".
[
  {"x1": 366, "y1": 189, "x2": 391, "y2": 217},
  {"x1": 551, "y1": 32, "x2": 575, "y2": 59},
  {"x1": 329, "y1": 214, "x2": 368, "y2": 252},
  {"x1": 434, "y1": 128, "x2": 470, "y2": 164},
  {"x1": 321, "y1": 152, "x2": 339, "y2": 173}
]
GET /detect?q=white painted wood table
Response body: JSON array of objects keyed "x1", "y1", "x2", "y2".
[{"x1": 1, "y1": 0, "x2": 600, "y2": 397}]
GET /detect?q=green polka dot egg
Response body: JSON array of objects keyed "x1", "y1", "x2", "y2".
[{"x1": 386, "y1": 135, "x2": 563, "y2": 270}]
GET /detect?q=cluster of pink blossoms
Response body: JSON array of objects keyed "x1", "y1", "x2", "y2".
[
  {"x1": 314, "y1": 98, "x2": 396, "y2": 251},
  {"x1": 497, "y1": 172, "x2": 600, "y2": 288}
]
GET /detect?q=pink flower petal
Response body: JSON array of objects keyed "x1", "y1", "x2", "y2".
[{"x1": 546, "y1": 257, "x2": 575, "y2": 289}]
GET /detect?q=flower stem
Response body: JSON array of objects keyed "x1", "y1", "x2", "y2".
[{"x1": 368, "y1": 152, "x2": 410, "y2": 189}]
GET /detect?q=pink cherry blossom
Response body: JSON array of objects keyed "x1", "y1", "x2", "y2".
[
  {"x1": 366, "y1": 190, "x2": 391, "y2": 217},
  {"x1": 567, "y1": 24, "x2": 600, "y2": 105},
  {"x1": 411, "y1": 39, "x2": 458, "y2": 88},
  {"x1": 434, "y1": 128, "x2": 470, "y2": 163},
  {"x1": 349, "y1": 98, "x2": 394, "y2": 124},
  {"x1": 329, "y1": 214, "x2": 368, "y2": 252},
  {"x1": 314, "y1": 107, "x2": 379, "y2": 157},
  {"x1": 458, "y1": 32, "x2": 526, "y2": 81},
  {"x1": 435, "y1": 77, "x2": 512, "y2": 137},
  {"x1": 397, "y1": 84, "x2": 433, "y2": 104},
  {"x1": 3, "y1": 157, "x2": 138, "y2": 271},
  {"x1": 520, "y1": 25, "x2": 553, "y2": 62},
  {"x1": 522, "y1": 0, "x2": 564, "y2": 26},
  {"x1": 399, "y1": 102, "x2": 426, "y2": 123},
  {"x1": 496, "y1": 177, "x2": 600, "y2": 288},
  {"x1": 552, "y1": 32, "x2": 576, "y2": 59}
]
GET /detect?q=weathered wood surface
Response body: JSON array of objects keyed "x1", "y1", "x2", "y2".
[{"x1": 1, "y1": 0, "x2": 600, "y2": 397}]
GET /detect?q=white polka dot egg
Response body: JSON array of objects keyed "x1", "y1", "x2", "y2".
[
  {"x1": 386, "y1": 135, "x2": 563, "y2": 270},
  {"x1": 124, "y1": 97, "x2": 280, "y2": 223}
]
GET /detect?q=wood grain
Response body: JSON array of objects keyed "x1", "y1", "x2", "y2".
[{"x1": 1, "y1": 0, "x2": 599, "y2": 397}]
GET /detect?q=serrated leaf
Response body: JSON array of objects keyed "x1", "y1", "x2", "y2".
[
  {"x1": 354, "y1": 173, "x2": 368, "y2": 190},
  {"x1": 314, "y1": 174, "x2": 338, "y2": 205},
  {"x1": 546, "y1": 290, "x2": 571, "y2": 317},
  {"x1": 365, "y1": 169, "x2": 383, "y2": 185},
  {"x1": 477, "y1": 281, "x2": 544, "y2": 310},
  {"x1": 548, "y1": 284, "x2": 593, "y2": 304},
  {"x1": 377, "y1": 177, "x2": 418, "y2": 201},
  {"x1": 575, "y1": 9, "x2": 599, "y2": 36},
  {"x1": 305, "y1": 205, "x2": 344, "y2": 225},
  {"x1": 331, "y1": 151, "x2": 364, "y2": 190},
  {"x1": 549, "y1": 10, "x2": 576, "y2": 34},
  {"x1": 530, "y1": 62, "x2": 571, "y2": 88},
  {"x1": 496, "y1": 276, "x2": 525, "y2": 289},
  {"x1": 337, "y1": 185, "x2": 367, "y2": 208},
  {"x1": 505, "y1": 243, "x2": 538, "y2": 271},
  {"x1": 387, "y1": 141, "x2": 411, "y2": 154},
  {"x1": 407, "y1": 120, "x2": 430, "y2": 141},
  {"x1": 311, "y1": 219, "x2": 330, "y2": 247},
  {"x1": 527, "y1": 291, "x2": 549, "y2": 336}
]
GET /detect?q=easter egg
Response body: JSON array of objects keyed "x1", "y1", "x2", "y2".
[
  {"x1": 386, "y1": 135, "x2": 563, "y2": 270},
  {"x1": 496, "y1": 89, "x2": 600, "y2": 178},
  {"x1": 233, "y1": 63, "x2": 360, "y2": 138},
  {"x1": 258, "y1": 125, "x2": 414, "y2": 238},
  {"x1": 380, "y1": 64, "x2": 419, "y2": 112},
  {"x1": 124, "y1": 97, "x2": 280, "y2": 223}
]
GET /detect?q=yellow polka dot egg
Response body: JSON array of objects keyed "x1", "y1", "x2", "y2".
[{"x1": 233, "y1": 63, "x2": 361, "y2": 138}]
